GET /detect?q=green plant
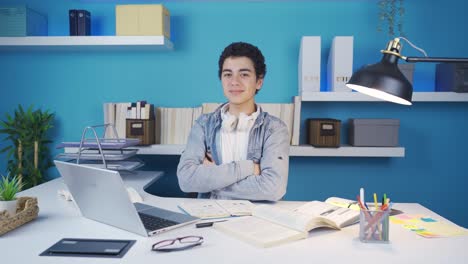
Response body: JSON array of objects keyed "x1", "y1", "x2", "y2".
[
  {"x1": 0, "y1": 105, "x2": 55, "y2": 189},
  {"x1": 0, "y1": 173, "x2": 24, "y2": 201},
  {"x1": 377, "y1": 0, "x2": 405, "y2": 38}
]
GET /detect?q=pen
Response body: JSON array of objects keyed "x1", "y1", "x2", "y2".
[
  {"x1": 373, "y1": 193, "x2": 378, "y2": 211},
  {"x1": 356, "y1": 195, "x2": 372, "y2": 220},
  {"x1": 360, "y1": 188, "x2": 365, "y2": 206},
  {"x1": 196, "y1": 220, "x2": 227, "y2": 228}
]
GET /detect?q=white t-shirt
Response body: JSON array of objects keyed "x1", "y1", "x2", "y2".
[{"x1": 220, "y1": 104, "x2": 260, "y2": 164}]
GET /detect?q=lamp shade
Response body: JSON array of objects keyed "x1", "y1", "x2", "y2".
[{"x1": 346, "y1": 53, "x2": 413, "y2": 105}]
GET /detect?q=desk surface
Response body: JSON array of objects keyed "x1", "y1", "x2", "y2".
[{"x1": 1, "y1": 171, "x2": 467, "y2": 264}]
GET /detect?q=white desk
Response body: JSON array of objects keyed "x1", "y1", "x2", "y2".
[{"x1": 1, "y1": 171, "x2": 467, "y2": 264}]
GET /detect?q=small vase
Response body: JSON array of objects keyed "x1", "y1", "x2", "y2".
[{"x1": 0, "y1": 199, "x2": 18, "y2": 216}]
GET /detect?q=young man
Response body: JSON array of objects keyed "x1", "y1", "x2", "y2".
[{"x1": 177, "y1": 42, "x2": 289, "y2": 201}]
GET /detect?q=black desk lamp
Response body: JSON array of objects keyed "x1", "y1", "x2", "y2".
[{"x1": 346, "y1": 37, "x2": 468, "y2": 105}]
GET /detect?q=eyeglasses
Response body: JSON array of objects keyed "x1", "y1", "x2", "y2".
[{"x1": 151, "y1": 236, "x2": 204, "y2": 252}]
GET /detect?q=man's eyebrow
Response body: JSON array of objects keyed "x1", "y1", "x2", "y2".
[{"x1": 222, "y1": 68, "x2": 252, "y2": 73}]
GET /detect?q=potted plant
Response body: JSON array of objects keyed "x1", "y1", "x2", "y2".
[
  {"x1": 0, "y1": 105, "x2": 55, "y2": 189},
  {"x1": 377, "y1": 0, "x2": 414, "y2": 84},
  {"x1": 0, "y1": 173, "x2": 24, "y2": 216}
]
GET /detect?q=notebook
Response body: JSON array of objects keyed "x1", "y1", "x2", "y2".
[
  {"x1": 40, "y1": 238, "x2": 135, "y2": 258},
  {"x1": 178, "y1": 199, "x2": 255, "y2": 219}
]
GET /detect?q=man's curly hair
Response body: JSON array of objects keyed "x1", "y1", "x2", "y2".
[{"x1": 218, "y1": 42, "x2": 267, "y2": 81}]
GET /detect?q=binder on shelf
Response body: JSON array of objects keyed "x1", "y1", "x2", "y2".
[
  {"x1": 68, "y1": 10, "x2": 77, "y2": 36},
  {"x1": 327, "y1": 36, "x2": 354, "y2": 92},
  {"x1": 298, "y1": 36, "x2": 321, "y2": 95},
  {"x1": 77, "y1": 10, "x2": 91, "y2": 36},
  {"x1": 291, "y1": 96, "x2": 301, "y2": 146}
]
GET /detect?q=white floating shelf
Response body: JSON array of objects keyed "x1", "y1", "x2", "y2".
[
  {"x1": 65, "y1": 144, "x2": 404, "y2": 157},
  {"x1": 301, "y1": 92, "x2": 468, "y2": 102},
  {"x1": 0, "y1": 36, "x2": 173, "y2": 51},
  {"x1": 133, "y1": 144, "x2": 186, "y2": 155},
  {"x1": 127, "y1": 144, "x2": 404, "y2": 157},
  {"x1": 289, "y1": 145, "x2": 405, "y2": 157}
]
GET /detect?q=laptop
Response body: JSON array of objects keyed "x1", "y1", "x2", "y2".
[{"x1": 54, "y1": 160, "x2": 199, "y2": 237}]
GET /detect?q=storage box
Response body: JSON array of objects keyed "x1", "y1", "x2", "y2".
[
  {"x1": 126, "y1": 119, "x2": 155, "y2": 146},
  {"x1": 307, "y1": 118, "x2": 341, "y2": 148},
  {"x1": 349, "y1": 119, "x2": 399, "y2": 147},
  {"x1": 116, "y1": 4, "x2": 170, "y2": 38},
  {"x1": 0, "y1": 6, "x2": 47, "y2": 36},
  {"x1": 435, "y1": 63, "x2": 468, "y2": 93}
]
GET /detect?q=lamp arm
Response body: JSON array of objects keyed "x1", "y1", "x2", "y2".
[{"x1": 405, "y1": 57, "x2": 468, "y2": 63}]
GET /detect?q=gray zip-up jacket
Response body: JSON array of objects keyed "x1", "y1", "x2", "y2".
[{"x1": 177, "y1": 104, "x2": 289, "y2": 201}]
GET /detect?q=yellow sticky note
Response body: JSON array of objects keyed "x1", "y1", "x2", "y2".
[{"x1": 390, "y1": 218, "x2": 405, "y2": 225}]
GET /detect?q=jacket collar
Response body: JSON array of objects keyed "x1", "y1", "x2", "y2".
[{"x1": 213, "y1": 102, "x2": 266, "y2": 128}]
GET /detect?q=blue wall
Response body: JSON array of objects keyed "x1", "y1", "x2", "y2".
[{"x1": 1, "y1": 0, "x2": 468, "y2": 226}]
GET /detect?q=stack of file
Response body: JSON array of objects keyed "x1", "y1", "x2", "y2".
[
  {"x1": 327, "y1": 36, "x2": 354, "y2": 92},
  {"x1": 103, "y1": 102, "x2": 131, "y2": 139},
  {"x1": 298, "y1": 36, "x2": 321, "y2": 95},
  {"x1": 156, "y1": 107, "x2": 202, "y2": 144}
]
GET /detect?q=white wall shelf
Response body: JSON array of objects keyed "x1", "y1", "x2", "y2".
[
  {"x1": 85, "y1": 144, "x2": 403, "y2": 157},
  {"x1": 289, "y1": 145, "x2": 404, "y2": 157},
  {"x1": 301, "y1": 92, "x2": 468, "y2": 102},
  {"x1": 133, "y1": 144, "x2": 186, "y2": 155},
  {"x1": 66, "y1": 144, "x2": 404, "y2": 157},
  {"x1": 0, "y1": 36, "x2": 173, "y2": 51}
]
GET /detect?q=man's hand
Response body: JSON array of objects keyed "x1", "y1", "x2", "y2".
[
  {"x1": 203, "y1": 153, "x2": 215, "y2": 166},
  {"x1": 254, "y1": 163, "x2": 261, "y2": 176}
]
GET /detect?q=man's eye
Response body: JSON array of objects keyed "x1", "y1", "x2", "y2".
[
  {"x1": 241, "y1": 73, "x2": 249, "y2": 77},
  {"x1": 223, "y1": 73, "x2": 231, "y2": 78}
]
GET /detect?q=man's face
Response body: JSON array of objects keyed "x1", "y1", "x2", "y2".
[{"x1": 221, "y1": 56, "x2": 263, "y2": 108}]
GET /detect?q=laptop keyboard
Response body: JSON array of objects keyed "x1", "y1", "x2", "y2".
[{"x1": 138, "y1": 212, "x2": 178, "y2": 231}]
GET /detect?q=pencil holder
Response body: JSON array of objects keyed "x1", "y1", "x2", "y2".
[{"x1": 359, "y1": 207, "x2": 390, "y2": 243}]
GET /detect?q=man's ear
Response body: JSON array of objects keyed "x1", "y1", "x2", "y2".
[{"x1": 256, "y1": 77, "x2": 264, "y2": 90}]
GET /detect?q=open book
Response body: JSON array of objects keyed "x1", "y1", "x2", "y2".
[
  {"x1": 178, "y1": 200, "x2": 255, "y2": 219},
  {"x1": 214, "y1": 198, "x2": 360, "y2": 248}
]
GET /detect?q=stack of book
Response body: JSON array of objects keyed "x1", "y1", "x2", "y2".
[
  {"x1": 156, "y1": 107, "x2": 202, "y2": 145},
  {"x1": 126, "y1": 101, "x2": 153, "y2": 120},
  {"x1": 103, "y1": 96, "x2": 301, "y2": 146},
  {"x1": 103, "y1": 102, "x2": 130, "y2": 139},
  {"x1": 103, "y1": 101, "x2": 154, "y2": 139}
]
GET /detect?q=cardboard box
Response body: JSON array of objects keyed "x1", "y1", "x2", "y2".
[
  {"x1": 307, "y1": 118, "x2": 341, "y2": 148},
  {"x1": 0, "y1": 5, "x2": 47, "y2": 36},
  {"x1": 349, "y1": 119, "x2": 399, "y2": 147},
  {"x1": 116, "y1": 4, "x2": 170, "y2": 38}
]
